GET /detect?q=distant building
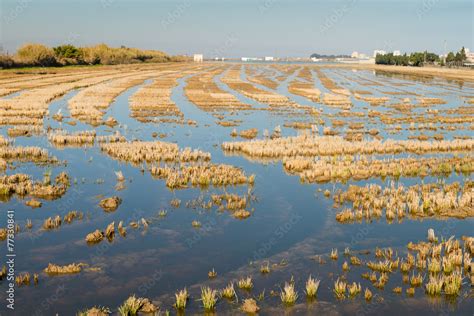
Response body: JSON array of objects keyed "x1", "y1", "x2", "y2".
[
  {"x1": 393, "y1": 50, "x2": 401, "y2": 56},
  {"x1": 373, "y1": 50, "x2": 386, "y2": 57},
  {"x1": 241, "y1": 57, "x2": 262, "y2": 62},
  {"x1": 264, "y1": 56, "x2": 274, "y2": 61},
  {"x1": 193, "y1": 54, "x2": 203, "y2": 62},
  {"x1": 351, "y1": 52, "x2": 369, "y2": 59},
  {"x1": 465, "y1": 48, "x2": 474, "y2": 62}
]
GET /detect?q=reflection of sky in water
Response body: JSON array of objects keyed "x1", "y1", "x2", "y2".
[{"x1": 0, "y1": 65, "x2": 472, "y2": 314}]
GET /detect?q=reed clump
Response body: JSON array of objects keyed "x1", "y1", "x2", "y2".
[
  {"x1": 44, "y1": 263, "x2": 83, "y2": 274},
  {"x1": 48, "y1": 130, "x2": 96, "y2": 146},
  {"x1": 7, "y1": 125, "x2": 43, "y2": 137},
  {"x1": 77, "y1": 306, "x2": 111, "y2": 316},
  {"x1": 0, "y1": 173, "x2": 68, "y2": 200},
  {"x1": 238, "y1": 276, "x2": 253, "y2": 290},
  {"x1": 63, "y1": 211, "x2": 83, "y2": 224},
  {"x1": 117, "y1": 295, "x2": 157, "y2": 316},
  {"x1": 43, "y1": 216, "x2": 62, "y2": 230},
  {"x1": 233, "y1": 209, "x2": 251, "y2": 219},
  {"x1": 99, "y1": 196, "x2": 122, "y2": 212},
  {"x1": 0, "y1": 229, "x2": 6, "y2": 241},
  {"x1": 170, "y1": 198, "x2": 181, "y2": 208},
  {"x1": 333, "y1": 278, "x2": 347, "y2": 299},
  {"x1": 174, "y1": 288, "x2": 188, "y2": 310},
  {"x1": 410, "y1": 273, "x2": 423, "y2": 287},
  {"x1": 221, "y1": 282, "x2": 236, "y2": 299},
  {"x1": 208, "y1": 268, "x2": 217, "y2": 278},
  {"x1": 444, "y1": 272, "x2": 463, "y2": 296},
  {"x1": 348, "y1": 282, "x2": 361, "y2": 297},
  {"x1": 25, "y1": 198, "x2": 42, "y2": 208},
  {"x1": 239, "y1": 128, "x2": 258, "y2": 139},
  {"x1": 280, "y1": 281, "x2": 298, "y2": 305},
  {"x1": 0, "y1": 145, "x2": 57, "y2": 164},
  {"x1": 105, "y1": 222, "x2": 115, "y2": 240},
  {"x1": 200, "y1": 286, "x2": 218, "y2": 311},
  {"x1": 15, "y1": 272, "x2": 30, "y2": 286},
  {"x1": 118, "y1": 221, "x2": 126, "y2": 237},
  {"x1": 305, "y1": 275, "x2": 320, "y2": 298},
  {"x1": 260, "y1": 261, "x2": 270, "y2": 274},
  {"x1": 241, "y1": 298, "x2": 260, "y2": 313},
  {"x1": 364, "y1": 288, "x2": 372, "y2": 301},
  {"x1": 425, "y1": 275, "x2": 443, "y2": 295},
  {"x1": 86, "y1": 229, "x2": 104, "y2": 244}
]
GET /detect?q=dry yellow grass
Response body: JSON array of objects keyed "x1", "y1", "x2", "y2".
[
  {"x1": 100, "y1": 140, "x2": 254, "y2": 190},
  {"x1": 334, "y1": 181, "x2": 474, "y2": 221},
  {"x1": 222, "y1": 134, "x2": 474, "y2": 158},
  {"x1": 44, "y1": 263, "x2": 83, "y2": 274}
]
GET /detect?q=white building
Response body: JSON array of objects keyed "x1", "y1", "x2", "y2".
[
  {"x1": 264, "y1": 56, "x2": 274, "y2": 61},
  {"x1": 373, "y1": 50, "x2": 386, "y2": 57},
  {"x1": 351, "y1": 51, "x2": 359, "y2": 58},
  {"x1": 241, "y1": 57, "x2": 262, "y2": 62},
  {"x1": 393, "y1": 50, "x2": 401, "y2": 56},
  {"x1": 193, "y1": 54, "x2": 203, "y2": 62},
  {"x1": 464, "y1": 48, "x2": 474, "y2": 62}
]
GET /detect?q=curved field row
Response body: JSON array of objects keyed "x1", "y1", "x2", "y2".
[
  {"x1": 68, "y1": 71, "x2": 159, "y2": 125},
  {"x1": 314, "y1": 69, "x2": 352, "y2": 108},
  {"x1": 288, "y1": 67, "x2": 321, "y2": 102},
  {"x1": 0, "y1": 70, "x2": 138, "y2": 126},
  {"x1": 184, "y1": 65, "x2": 250, "y2": 111},
  {"x1": 245, "y1": 66, "x2": 280, "y2": 90},
  {"x1": 128, "y1": 65, "x2": 204, "y2": 122},
  {"x1": 221, "y1": 65, "x2": 299, "y2": 107}
]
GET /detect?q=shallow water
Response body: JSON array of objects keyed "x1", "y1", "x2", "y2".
[{"x1": 0, "y1": 63, "x2": 472, "y2": 315}]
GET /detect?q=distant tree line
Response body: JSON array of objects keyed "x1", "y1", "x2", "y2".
[
  {"x1": 0, "y1": 43, "x2": 189, "y2": 69},
  {"x1": 375, "y1": 47, "x2": 468, "y2": 67}
]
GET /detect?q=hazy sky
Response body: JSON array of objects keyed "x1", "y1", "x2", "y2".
[{"x1": 1, "y1": 0, "x2": 472, "y2": 57}]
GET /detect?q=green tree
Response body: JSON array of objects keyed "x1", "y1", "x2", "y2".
[
  {"x1": 409, "y1": 52, "x2": 425, "y2": 67},
  {"x1": 53, "y1": 44, "x2": 81, "y2": 59},
  {"x1": 446, "y1": 52, "x2": 455, "y2": 63},
  {"x1": 424, "y1": 51, "x2": 439, "y2": 63},
  {"x1": 455, "y1": 47, "x2": 467, "y2": 62}
]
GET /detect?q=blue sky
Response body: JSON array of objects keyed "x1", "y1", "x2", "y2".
[{"x1": 1, "y1": 0, "x2": 472, "y2": 57}]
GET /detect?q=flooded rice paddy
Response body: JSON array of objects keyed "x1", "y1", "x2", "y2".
[{"x1": 0, "y1": 62, "x2": 473, "y2": 315}]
